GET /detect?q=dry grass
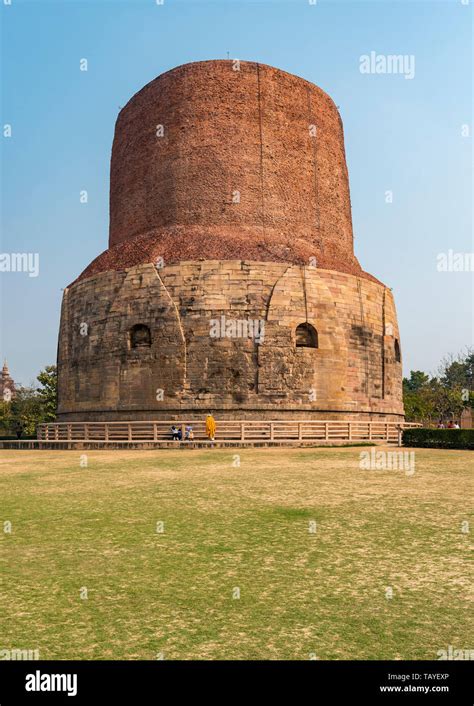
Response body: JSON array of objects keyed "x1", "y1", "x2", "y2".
[{"x1": 0, "y1": 446, "x2": 472, "y2": 660}]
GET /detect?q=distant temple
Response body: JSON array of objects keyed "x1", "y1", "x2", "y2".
[{"x1": 0, "y1": 361, "x2": 16, "y2": 402}]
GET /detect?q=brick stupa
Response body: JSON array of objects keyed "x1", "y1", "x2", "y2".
[{"x1": 57, "y1": 61, "x2": 404, "y2": 422}]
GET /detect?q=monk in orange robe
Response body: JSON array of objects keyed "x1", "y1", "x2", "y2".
[{"x1": 206, "y1": 414, "x2": 216, "y2": 441}]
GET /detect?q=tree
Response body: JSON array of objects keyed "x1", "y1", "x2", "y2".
[
  {"x1": 36, "y1": 365, "x2": 57, "y2": 422},
  {"x1": 428, "y1": 381, "x2": 465, "y2": 422},
  {"x1": 438, "y1": 349, "x2": 474, "y2": 405},
  {"x1": 9, "y1": 386, "x2": 44, "y2": 436},
  {"x1": 0, "y1": 398, "x2": 12, "y2": 435},
  {"x1": 403, "y1": 388, "x2": 435, "y2": 423},
  {"x1": 403, "y1": 370, "x2": 430, "y2": 393},
  {"x1": 403, "y1": 349, "x2": 473, "y2": 424},
  {"x1": 1, "y1": 365, "x2": 58, "y2": 437}
]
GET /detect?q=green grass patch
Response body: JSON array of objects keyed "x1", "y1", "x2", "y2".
[{"x1": 0, "y1": 447, "x2": 472, "y2": 660}]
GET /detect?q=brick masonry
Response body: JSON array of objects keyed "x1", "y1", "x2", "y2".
[
  {"x1": 77, "y1": 61, "x2": 378, "y2": 284},
  {"x1": 57, "y1": 61, "x2": 404, "y2": 422}
]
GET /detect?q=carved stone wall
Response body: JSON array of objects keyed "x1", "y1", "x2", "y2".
[{"x1": 57, "y1": 261, "x2": 403, "y2": 421}]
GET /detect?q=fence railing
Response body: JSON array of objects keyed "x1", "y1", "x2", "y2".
[{"x1": 37, "y1": 420, "x2": 421, "y2": 444}]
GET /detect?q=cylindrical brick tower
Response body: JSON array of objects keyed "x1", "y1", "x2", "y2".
[{"x1": 57, "y1": 60, "x2": 404, "y2": 421}]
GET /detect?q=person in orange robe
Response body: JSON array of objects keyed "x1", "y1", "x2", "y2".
[{"x1": 205, "y1": 414, "x2": 216, "y2": 441}]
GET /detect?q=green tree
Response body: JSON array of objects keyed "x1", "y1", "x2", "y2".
[
  {"x1": 403, "y1": 349, "x2": 473, "y2": 424},
  {"x1": 438, "y1": 350, "x2": 474, "y2": 406},
  {"x1": 3, "y1": 365, "x2": 58, "y2": 437},
  {"x1": 36, "y1": 365, "x2": 57, "y2": 421},
  {"x1": 428, "y1": 380, "x2": 465, "y2": 422},
  {"x1": 403, "y1": 388, "x2": 435, "y2": 423},
  {"x1": 0, "y1": 399, "x2": 12, "y2": 435},
  {"x1": 403, "y1": 370, "x2": 430, "y2": 393},
  {"x1": 9, "y1": 386, "x2": 44, "y2": 437}
]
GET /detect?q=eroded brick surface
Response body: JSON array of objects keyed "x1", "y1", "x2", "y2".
[{"x1": 77, "y1": 61, "x2": 369, "y2": 283}]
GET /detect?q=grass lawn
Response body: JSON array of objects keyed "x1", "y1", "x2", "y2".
[{"x1": 0, "y1": 446, "x2": 472, "y2": 660}]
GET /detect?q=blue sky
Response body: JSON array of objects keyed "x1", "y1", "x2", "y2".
[{"x1": 1, "y1": 0, "x2": 472, "y2": 385}]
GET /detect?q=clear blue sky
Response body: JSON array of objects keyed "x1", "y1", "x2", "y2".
[{"x1": 1, "y1": 0, "x2": 472, "y2": 386}]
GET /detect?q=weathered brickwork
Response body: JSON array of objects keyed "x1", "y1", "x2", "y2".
[
  {"x1": 57, "y1": 261, "x2": 403, "y2": 421},
  {"x1": 79, "y1": 60, "x2": 377, "y2": 284},
  {"x1": 56, "y1": 61, "x2": 404, "y2": 422}
]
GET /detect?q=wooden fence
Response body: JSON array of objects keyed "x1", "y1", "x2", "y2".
[{"x1": 37, "y1": 420, "x2": 421, "y2": 445}]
